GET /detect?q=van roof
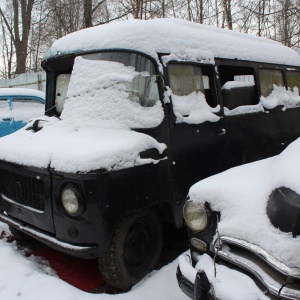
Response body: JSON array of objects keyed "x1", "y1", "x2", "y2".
[{"x1": 44, "y1": 18, "x2": 300, "y2": 67}]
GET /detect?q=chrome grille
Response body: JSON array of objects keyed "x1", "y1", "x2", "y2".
[{"x1": 0, "y1": 170, "x2": 45, "y2": 211}]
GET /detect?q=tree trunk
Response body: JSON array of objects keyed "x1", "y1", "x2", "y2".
[
  {"x1": 222, "y1": 0, "x2": 233, "y2": 30},
  {"x1": 10, "y1": 0, "x2": 35, "y2": 74},
  {"x1": 84, "y1": 0, "x2": 93, "y2": 28}
]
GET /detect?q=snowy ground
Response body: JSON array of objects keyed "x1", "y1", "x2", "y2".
[{"x1": 0, "y1": 221, "x2": 189, "y2": 300}]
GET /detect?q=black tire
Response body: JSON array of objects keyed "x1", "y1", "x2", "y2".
[
  {"x1": 9, "y1": 226, "x2": 33, "y2": 244},
  {"x1": 98, "y1": 209, "x2": 163, "y2": 291}
]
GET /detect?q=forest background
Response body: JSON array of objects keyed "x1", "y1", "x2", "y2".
[{"x1": 0, "y1": 0, "x2": 299, "y2": 79}]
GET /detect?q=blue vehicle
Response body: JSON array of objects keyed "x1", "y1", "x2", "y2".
[{"x1": 0, "y1": 88, "x2": 45, "y2": 137}]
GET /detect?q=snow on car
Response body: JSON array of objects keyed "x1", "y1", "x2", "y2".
[
  {"x1": 177, "y1": 137, "x2": 300, "y2": 299},
  {"x1": 0, "y1": 88, "x2": 45, "y2": 137}
]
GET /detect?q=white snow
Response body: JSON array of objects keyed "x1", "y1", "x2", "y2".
[
  {"x1": 221, "y1": 81, "x2": 255, "y2": 90},
  {"x1": 0, "y1": 117, "x2": 166, "y2": 173},
  {"x1": 45, "y1": 19, "x2": 300, "y2": 68},
  {"x1": 260, "y1": 85, "x2": 300, "y2": 110},
  {"x1": 0, "y1": 227, "x2": 189, "y2": 300},
  {"x1": 0, "y1": 88, "x2": 45, "y2": 99},
  {"x1": 224, "y1": 103, "x2": 264, "y2": 116},
  {"x1": 61, "y1": 57, "x2": 164, "y2": 129},
  {"x1": 188, "y1": 137, "x2": 300, "y2": 268},
  {"x1": 172, "y1": 92, "x2": 220, "y2": 124},
  {"x1": 12, "y1": 102, "x2": 45, "y2": 122}
]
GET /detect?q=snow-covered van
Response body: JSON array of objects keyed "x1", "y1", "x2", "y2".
[
  {"x1": 0, "y1": 19, "x2": 300, "y2": 291},
  {"x1": 0, "y1": 88, "x2": 45, "y2": 137}
]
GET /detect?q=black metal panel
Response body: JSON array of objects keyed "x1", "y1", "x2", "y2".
[
  {"x1": 0, "y1": 161, "x2": 54, "y2": 234},
  {"x1": 0, "y1": 169, "x2": 45, "y2": 211}
]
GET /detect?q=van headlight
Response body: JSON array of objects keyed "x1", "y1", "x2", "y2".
[
  {"x1": 61, "y1": 185, "x2": 83, "y2": 217},
  {"x1": 183, "y1": 201, "x2": 209, "y2": 232}
]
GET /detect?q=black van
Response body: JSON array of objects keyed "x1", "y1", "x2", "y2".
[{"x1": 0, "y1": 19, "x2": 300, "y2": 291}]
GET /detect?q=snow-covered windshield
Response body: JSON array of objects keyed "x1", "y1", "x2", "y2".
[{"x1": 57, "y1": 52, "x2": 163, "y2": 129}]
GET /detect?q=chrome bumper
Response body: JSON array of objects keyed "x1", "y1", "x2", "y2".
[
  {"x1": 216, "y1": 236, "x2": 300, "y2": 299},
  {"x1": 0, "y1": 212, "x2": 98, "y2": 258}
]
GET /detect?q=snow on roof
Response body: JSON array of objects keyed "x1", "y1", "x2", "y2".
[
  {"x1": 0, "y1": 88, "x2": 45, "y2": 100},
  {"x1": 45, "y1": 18, "x2": 300, "y2": 67},
  {"x1": 188, "y1": 137, "x2": 300, "y2": 268}
]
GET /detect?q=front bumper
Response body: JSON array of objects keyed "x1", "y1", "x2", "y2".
[
  {"x1": 177, "y1": 237, "x2": 300, "y2": 300},
  {"x1": 0, "y1": 212, "x2": 98, "y2": 258}
]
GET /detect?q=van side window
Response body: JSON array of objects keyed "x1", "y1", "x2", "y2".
[
  {"x1": 167, "y1": 63, "x2": 219, "y2": 124},
  {"x1": 219, "y1": 65, "x2": 258, "y2": 111},
  {"x1": 258, "y1": 69, "x2": 284, "y2": 97},
  {"x1": 167, "y1": 64, "x2": 216, "y2": 107},
  {"x1": 287, "y1": 71, "x2": 300, "y2": 95}
]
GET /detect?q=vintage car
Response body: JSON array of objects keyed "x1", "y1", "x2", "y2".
[
  {"x1": 0, "y1": 88, "x2": 45, "y2": 137},
  {"x1": 177, "y1": 138, "x2": 300, "y2": 299}
]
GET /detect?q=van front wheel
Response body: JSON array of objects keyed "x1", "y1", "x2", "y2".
[{"x1": 98, "y1": 210, "x2": 163, "y2": 291}]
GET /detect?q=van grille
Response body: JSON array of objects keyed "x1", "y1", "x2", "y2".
[{"x1": 0, "y1": 170, "x2": 45, "y2": 211}]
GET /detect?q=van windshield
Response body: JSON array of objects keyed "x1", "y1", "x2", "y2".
[{"x1": 58, "y1": 52, "x2": 164, "y2": 129}]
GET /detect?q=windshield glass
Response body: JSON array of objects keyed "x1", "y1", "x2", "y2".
[{"x1": 59, "y1": 52, "x2": 164, "y2": 129}]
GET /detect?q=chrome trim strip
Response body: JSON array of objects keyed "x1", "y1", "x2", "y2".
[
  {"x1": 220, "y1": 236, "x2": 300, "y2": 279},
  {"x1": 0, "y1": 212, "x2": 97, "y2": 254},
  {"x1": 1, "y1": 193, "x2": 44, "y2": 214}
]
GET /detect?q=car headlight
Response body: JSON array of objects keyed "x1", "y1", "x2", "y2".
[
  {"x1": 61, "y1": 185, "x2": 83, "y2": 217},
  {"x1": 183, "y1": 200, "x2": 209, "y2": 232}
]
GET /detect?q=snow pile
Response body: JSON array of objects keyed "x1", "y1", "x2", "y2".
[
  {"x1": 161, "y1": 49, "x2": 215, "y2": 65},
  {"x1": 172, "y1": 92, "x2": 220, "y2": 124},
  {"x1": 0, "y1": 229, "x2": 188, "y2": 300},
  {"x1": 224, "y1": 103, "x2": 264, "y2": 116},
  {"x1": 188, "y1": 137, "x2": 300, "y2": 267},
  {"x1": 221, "y1": 81, "x2": 255, "y2": 90},
  {"x1": 45, "y1": 19, "x2": 300, "y2": 68},
  {"x1": 260, "y1": 85, "x2": 300, "y2": 110},
  {"x1": 0, "y1": 117, "x2": 166, "y2": 173},
  {"x1": 61, "y1": 57, "x2": 163, "y2": 129}
]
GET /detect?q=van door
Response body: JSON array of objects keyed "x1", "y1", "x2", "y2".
[
  {"x1": 0, "y1": 97, "x2": 15, "y2": 137},
  {"x1": 166, "y1": 62, "x2": 226, "y2": 203}
]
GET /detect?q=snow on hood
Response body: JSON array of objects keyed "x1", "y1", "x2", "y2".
[
  {"x1": 188, "y1": 137, "x2": 300, "y2": 267},
  {"x1": 45, "y1": 19, "x2": 300, "y2": 68},
  {"x1": 0, "y1": 117, "x2": 166, "y2": 173}
]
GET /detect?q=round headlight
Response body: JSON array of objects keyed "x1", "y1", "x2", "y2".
[
  {"x1": 61, "y1": 186, "x2": 82, "y2": 216},
  {"x1": 183, "y1": 201, "x2": 209, "y2": 232}
]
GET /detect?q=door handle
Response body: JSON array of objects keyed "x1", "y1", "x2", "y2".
[
  {"x1": 217, "y1": 128, "x2": 226, "y2": 135},
  {"x1": 2, "y1": 118, "x2": 12, "y2": 121}
]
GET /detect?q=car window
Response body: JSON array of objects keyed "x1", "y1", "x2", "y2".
[
  {"x1": 286, "y1": 71, "x2": 300, "y2": 95},
  {"x1": 259, "y1": 69, "x2": 284, "y2": 97},
  {"x1": 55, "y1": 74, "x2": 71, "y2": 114},
  {"x1": 12, "y1": 98, "x2": 44, "y2": 122},
  {"x1": 0, "y1": 99, "x2": 11, "y2": 119}
]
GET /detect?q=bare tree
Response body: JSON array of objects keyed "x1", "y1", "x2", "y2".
[{"x1": 0, "y1": 0, "x2": 35, "y2": 74}]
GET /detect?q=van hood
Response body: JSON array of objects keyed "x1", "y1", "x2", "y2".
[{"x1": 0, "y1": 116, "x2": 166, "y2": 173}]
